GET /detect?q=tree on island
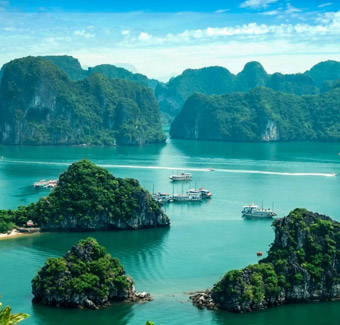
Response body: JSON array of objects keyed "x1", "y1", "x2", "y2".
[
  {"x1": 32, "y1": 237, "x2": 152, "y2": 309},
  {"x1": 191, "y1": 208, "x2": 340, "y2": 313},
  {"x1": 0, "y1": 159, "x2": 170, "y2": 232}
]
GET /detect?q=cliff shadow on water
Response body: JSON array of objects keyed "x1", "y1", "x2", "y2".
[{"x1": 31, "y1": 300, "x2": 134, "y2": 325}]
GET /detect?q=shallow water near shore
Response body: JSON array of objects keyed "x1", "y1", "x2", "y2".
[{"x1": 0, "y1": 139, "x2": 340, "y2": 324}]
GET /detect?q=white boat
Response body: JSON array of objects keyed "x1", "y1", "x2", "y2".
[
  {"x1": 33, "y1": 179, "x2": 58, "y2": 189},
  {"x1": 169, "y1": 173, "x2": 192, "y2": 181},
  {"x1": 152, "y1": 192, "x2": 173, "y2": 203},
  {"x1": 242, "y1": 203, "x2": 277, "y2": 219},
  {"x1": 173, "y1": 192, "x2": 202, "y2": 202},
  {"x1": 187, "y1": 187, "x2": 212, "y2": 199}
]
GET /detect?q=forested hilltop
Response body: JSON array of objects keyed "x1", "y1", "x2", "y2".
[
  {"x1": 192, "y1": 209, "x2": 340, "y2": 313},
  {"x1": 0, "y1": 57, "x2": 166, "y2": 145},
  {"x1": 170, "y1": 86, "x2": 340, "y2": 142},
  {"x1": 39, "y1": 55, "x2": 160, "y2": 90},
  {"x1": 156, "y1": 61, "x2": 340, "y2": 118},
  {"x1": 0, "y1": 159, "x2": 170, "y2": 232}
]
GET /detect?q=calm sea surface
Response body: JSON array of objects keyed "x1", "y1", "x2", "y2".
[{"x1": 0, "y1": 138, "x2": 340, "y2": 325}]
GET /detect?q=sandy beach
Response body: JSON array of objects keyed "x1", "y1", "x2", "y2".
[
  {"x1": 0, "y1": 229, "x2": 40, "y2": 241},
  {"x1": 0, "y1": 229, "x2": 23, "y2": 240}
]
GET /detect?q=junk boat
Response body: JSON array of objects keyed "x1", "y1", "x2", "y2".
[
  {"x1": 33, "y1": 179, "x2": 58, "y2": 189},
  {"x1": 187, "y1": 187, "x2": 212, "y2": 199},
  {"x1": 242, "y1": 203, "x2": 277, "y2": 219},
  {"x1": 152, "y1": 192, "x2": 173, "y2": 203},
  {"x1": 173, "y1": 192, "x2": 202, "y2": 202},
  {"x1": 169, "y1": 173, "x2": 192, "y2": 181}
]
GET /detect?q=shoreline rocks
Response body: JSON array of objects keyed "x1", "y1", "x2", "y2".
[
  {"x1": 191, "y1": 209, "x2": 340, "y2": 313},
  {"x1": 32, "y1": 237, "x2": 152, "y2": 309}
]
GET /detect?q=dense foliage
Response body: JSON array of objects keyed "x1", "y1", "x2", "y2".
[
  {"x1": 0, "y1": 57, "x2": 165, "y2": 145},
  {"x1": 0, "y1": 159, "x2": 168, "y2": 231},
  {"x1": 32, "y1": 237, "x2": 133, "y2": 308},
  {"x1": 156, "y1": 60, "x2": 340, "y2": 117},
  {"x1": 170, "y1": 86, "x2": 340, "y2": 142},
  {"x1": 40, "y1": 55, "x2": 159, "y2": 90},
  {"x1": 211, "y1": 209, "x2": 340, "y2": 311},
  {"x1": 0, "y1": 300, "x2": 29, "y2": 325}
]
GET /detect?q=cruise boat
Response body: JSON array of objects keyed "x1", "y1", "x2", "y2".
[
  {"x1": 242, "y1": 203, "x2": 277, "y2": 219},
  {"x1": 169, "y1": 173, "x2": 192, "y2": 181},
  {"x1": 187, "y1": 187, "x2": 212, "y2": 199},
  {"x1": 152, "y1": 192, "x2": 173, "y2": 203},
  {"x1": 173, "y1": 192, "x2": 202, "y2": 202}
]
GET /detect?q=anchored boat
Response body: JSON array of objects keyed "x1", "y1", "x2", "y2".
[
  {"x1": 187, "y1": 187, "x2": 212, "y2": 199},
  {"x1": 152, "y1": 192, "x2": 173, "y2": 203},
  {"x1": 33, "y1": 179, "x2": 58, "y2": 189},
  {"x1": 173, "y1": 192, "x2": 202, "y2": 202},
  {"x1": 169, "y1": 173, "x2": 192, "y2": 181},
  {"x1": 242, "y1": 203, "x2": 277, "y2": 219}
]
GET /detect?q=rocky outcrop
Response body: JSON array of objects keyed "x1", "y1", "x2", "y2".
[
  {"x1": 262, "y1": 120, "x2": 279, "y2": 141},
  {"x1": 170, "y1": 86, "x2": 340, "y2": 142},
  {"x1": 7, "y1": 159, "x2": 170, "y2": 231},
  {"x1": 192, "y1": 209, "x2": 340, "y2": 313},
  {"x1": 0, "y1": 56, "x2": 166, "y2": 146},
  {"x1": 32, "y1": 238, "x2": 152, "y2": 309}
]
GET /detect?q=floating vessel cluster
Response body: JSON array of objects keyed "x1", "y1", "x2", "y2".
[
  {"x1": 153, "y1": 172, "x2": 212, "y2": 203},
  {"x1": 33, "y1": 179, "x2": 58, "y2": 189},
  {"x1": 152, "y1": 187, "x2": 212, "y2": 203}
]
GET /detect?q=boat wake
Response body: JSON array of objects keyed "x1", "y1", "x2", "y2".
[{"x1": 1, "y1": 160, "x2": 337, "y2": 177}]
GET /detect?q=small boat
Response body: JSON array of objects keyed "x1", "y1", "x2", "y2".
[
  {"x1": 173, "y1": 192, "x2": 202, "y2": 202},
  {"x1": 33, "y1": 179, "x2": 58, "y2": 189},
  {"x1": 169, "y1": 173, "x2": 192, "y2": 181},
  {"x1": 152, "y1": 192, "x2": 173, "y2": 203},
  {"x1": 242, "y1": 203, "x2": 277, "y2": 219},
  {"x1": 257, "y1": 252, "x2": 263, "y2": 256},
  {"x1": 187, "y1": 187, "x2": 212, "y2": 199}
]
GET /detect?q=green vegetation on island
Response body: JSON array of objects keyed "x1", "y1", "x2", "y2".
[
  {"x1": 0, "y1": 56, "x2": 165, "y2": 146},
  {"x1": 39, "y1": 55, "x2": 160, "y2": 90},
  {"x1": 157, "y1": 60, "x2": 340, "y2": 118},
  {"x1": 170, "y1": 86, "x2": 340, "y2": 142},
  {"x1": 0, "y1": 159, "x2": 169, "y2": 232},
  {"x1": 192, "y1": 209, "x2": 340, "y2": 312},
  {"x1": 32, "y1": 237, "x2": 151, "y2": 309}
]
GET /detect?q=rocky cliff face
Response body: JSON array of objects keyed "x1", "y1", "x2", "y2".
[
  {"x1": 170, "y1": 86, "x2": 340, "y2": 142},
  {"x1": 192, "y1": 209, "x2": 340, "y2": 313},
  {"x1": 0, "y1": 57, "x2": 165, "y2": 146},
  {"x1": 32, "y1": 238, "x2": 152, "y2": 309},
  {"x1": 40, "y1": 190, "x2": 170, "y2": 231}
]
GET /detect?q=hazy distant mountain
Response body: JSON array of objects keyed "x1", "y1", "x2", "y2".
[
  {"x1": 157, "y1": 60, "x2": 340, "y2": 119},
  {"x1": 305, "y1": 60, "x2": 340, "y2": 88},
  {"x1": 40, "y1": 55, "x2": 160, "y2": 91},
  {"x1": 0, "y1": 56, "x2": 165, "y2": 145},
  {"x1": 170, "y1": 86, "x2": 340, "y2": 142}
]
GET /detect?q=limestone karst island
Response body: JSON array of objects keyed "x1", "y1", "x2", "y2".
[{"x1": 1, "y1": 1, "x2": 340, "y2": 325}]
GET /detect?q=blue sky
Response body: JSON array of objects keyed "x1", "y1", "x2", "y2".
[{"x1": 0, "y1": 0, "x2": 340, "y2": 80}]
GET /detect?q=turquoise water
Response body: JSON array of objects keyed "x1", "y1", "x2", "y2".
[{"x1": 0, "y1": 139, "x2": 340, "y2": 324}]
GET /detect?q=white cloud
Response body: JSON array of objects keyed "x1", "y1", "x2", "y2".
[
  {"x1": 318, "y1": 3, "x2": 333, "y2": 8},
  {"x1": 121, "y1": 30, "x2": 129, "y2": 35},
  {"x1": 285, "y1": 3, "x2": 301, "y2": 14},
  {"x1": 215, "y1": 9, "x2": 230, "y2": 13},
  {"x1": 138, "y1": 32, "x2": 151, "y2": 40},
  {"x1": 74, "y1": 29, "x2": 94, "y2": 38},
  {"x1": 261, "y1": 10, "x2": 279, "y2": 15},
  {"x1": 240, "y1": 0, "x2": 279, "y2": 9},
  {"x1": 0, "y1": 10, "x2": 340, "y2": 79},
  {"x1": 126, "y1": 12, "x2": 340, "y2": 46}
]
